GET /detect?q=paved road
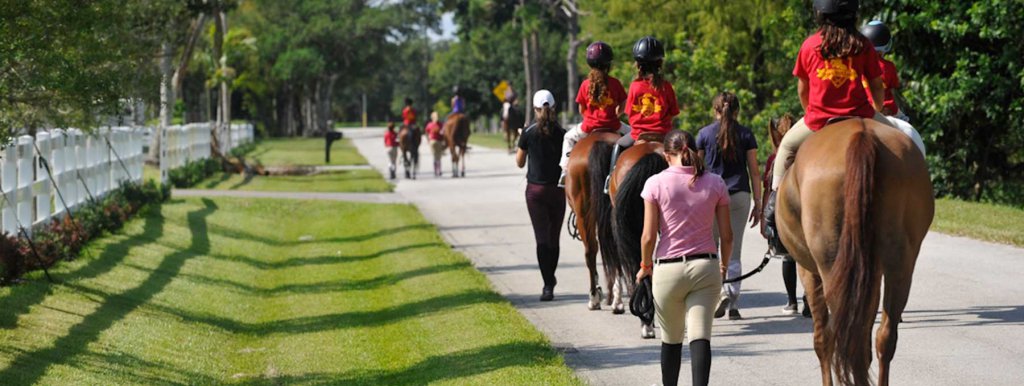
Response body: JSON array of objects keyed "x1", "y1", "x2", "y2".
[{"x1": 345, "y1": 128, "x2": 1024, "y2": 386}]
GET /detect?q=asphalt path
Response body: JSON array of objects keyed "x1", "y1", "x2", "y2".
[{"x1": 344, "y1": 128, "x2": 1024, "y2": 386}]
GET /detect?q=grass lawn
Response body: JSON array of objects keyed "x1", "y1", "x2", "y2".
[
  {"x1": 0, "y1": 198, "x2": 581, "y2": 385},
  {"x1": 469, "y1": 132, "x2": 515, "y2": 151},
  {"x1": 250, "y1": 138, "x2": 368, "y2": 167},
  {"x1": 933, "y1": 198, "x2": 1024, "y2": 247},
  {"x1": 197, "y1": 170, "x2": 392, "y2": 193}
]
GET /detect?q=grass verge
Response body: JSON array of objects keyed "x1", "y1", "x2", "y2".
[
  {"x1": 933, "y1": 198, "x2": 1024, "y2": 247},
  {"x1": 250, "y1": 138, "x2": 367, "y2": 167},
  {"x1": 0, "y1": 198, "x2": 581, "y2": 385},
  {"x1": 469, "y1": 132, "x2": 515, "y2": 151}
]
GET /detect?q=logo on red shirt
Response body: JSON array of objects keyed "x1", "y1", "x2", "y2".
[
  {"x1": 589, "y1": 92, "x2": 615, "y2": 109},
  {"x1": 816, "y1": 58, "x2": 859, "y2": 88},
  {"x1": 633, "y1": 93, "x2": 663, "y2": 117}
]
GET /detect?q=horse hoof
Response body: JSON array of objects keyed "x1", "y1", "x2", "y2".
[
  {"x1": 612, "y1": 303, "x2": 625, "y2": 315},
  {"x1": 587, "y1": 302, "x2": 601, "y2": 311},
  {"x1": 641, "y1": 324, "x2": 656, "y2": 339}
]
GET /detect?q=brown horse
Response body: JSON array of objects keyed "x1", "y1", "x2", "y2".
[
  {"x1": 776, "y1": 118, "x2": 933, "y2": 386},
  {"x1": 398, "y1": 124, "x2": 421, "y2": 179},
  {"x1": 444, "y1": 113, "x2": 471, "y2": 177},
  {"x1": 564, "y1": 131, "x2": 624, "y2": 312},
  {"x1": 601, "y1": 135, "x2": 668, "y2": 338},
  {"x1": 502, "y1": 105, "x2": 525, "y2": 153}
]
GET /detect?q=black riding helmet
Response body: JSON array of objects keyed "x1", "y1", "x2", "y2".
[
  {"x1": 632, "y1": 36, "x2": 664, "y2": 64},
  {"x1": 586, "y1": 41, "x2": 613, "y2": 68},
  {"x1": 861, "y1": 20, "x2": 892, "y2": 53},
  {"x1": 813, "y1": 0, "x2": 858, "y2": 21}
]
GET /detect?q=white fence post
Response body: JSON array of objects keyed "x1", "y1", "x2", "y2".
[
  {"x1": 33, "y1": 131, "x2": 52, "y2": 227},
  {"x1": 16, "y1": 136, "x2": 34, "y2": 236},
  {"x1": 1, "y1": 143, "x2": 17, "y2": 234}
]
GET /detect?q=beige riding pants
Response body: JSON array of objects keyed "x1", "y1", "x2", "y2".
[
  {"x1": 387, "y1": 147, "x2": 398, "y2": 167},
  {"x1": 559, "y1": 123, "x2": 631, "y2": 169},
  {"x1": 653, "y1": 257, "x2": 723, "y2": 344},
  {"x1": 714, "y1": 191, "x2": 751, "y2": 308},
  {"x1": 771, "y1": 112, "x2": 926, "y2": 189},
  {"x1": 430, "y1": 140, "x2": 446, "y2": 162}
]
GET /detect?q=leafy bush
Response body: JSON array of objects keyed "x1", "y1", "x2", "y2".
[
  {"x1": 167, "y1": 158, "x2": 221, "y2": 188},
  {"x1": 0, "y1": 180, "x2": 170, "y2": 284}
]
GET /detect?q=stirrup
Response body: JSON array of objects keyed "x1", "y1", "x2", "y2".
[{"x1": 557, "y1": 171, "x2": 566, "y2": 188}]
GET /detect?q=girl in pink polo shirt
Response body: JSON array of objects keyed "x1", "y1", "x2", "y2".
[{"x1": 636, "y1": 130, "x2": 732, "y2": 386}]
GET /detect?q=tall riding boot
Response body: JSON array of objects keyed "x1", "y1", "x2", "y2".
[
  {"x1": 660, "y1": 343, "x2": 683, "y2": 386},
  {"x1": 689, "y1": 339, "x2": 712, "y2": 386},
  {"x1": 603, "y1": 144, "x2": 622, "y2": 194},
  {"x1": 763, "y1": 189, "x2": 788, "y2": 255}
]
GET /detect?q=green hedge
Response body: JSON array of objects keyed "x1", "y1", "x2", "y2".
[{"x1": 0, "y1": 180, "x2": 170, "y2": 283}]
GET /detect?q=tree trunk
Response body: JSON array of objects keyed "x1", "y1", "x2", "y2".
[
  {"x1": 530, "y1": 31, "x2": 541, "y2": 100},
  {"x1": 566, "y1": 10, "x2": 580, "y2": 120},
  {"x1": 217, "y1": 11, "x2": 232, "y2": 152},
  {"x1": 519, "y1": 0, "x2": 533, "y2": 124},
  {"x1": 153, "y1": 41, "x2": 173, "y2": 163}
]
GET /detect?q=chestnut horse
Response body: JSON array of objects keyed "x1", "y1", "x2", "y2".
[
  {"x1": 601, "y1": 135, "x2": 668, "y2": 338},
  {"x1": 564, "y1": 131, "x2": 624, "y2": 312},
  {"x1": 776, "y1": 118, "x2": 933, "y2": 386},
  {"x1": 398, "y1": 124, "x2": 421, "y2": 179},
  {"x1": 444, "y1": 113, "x2": 471, "y2": 177}
]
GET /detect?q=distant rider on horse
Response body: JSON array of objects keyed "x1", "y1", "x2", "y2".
[{"x1": 861, "y1": 20, "x2": 910, "y2": 122}]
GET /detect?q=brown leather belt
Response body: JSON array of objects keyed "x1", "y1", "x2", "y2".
[{"x1": 656, "y1": 253, "x2": 718, "y2": 265}]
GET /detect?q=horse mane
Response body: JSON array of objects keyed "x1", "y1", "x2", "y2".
[
  {"x1": 611, "y1": 152, "x2": 668, "y2": 285},
  {"x1": 828, "y1": 120, "x2": 880, "y2": 386},
  {"x1": 588, "y1": 141, "x2": 618, "y2": 283}
]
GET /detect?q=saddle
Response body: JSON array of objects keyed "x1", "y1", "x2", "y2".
[{"x1": 636, "y1": 132, "x2": 666, "y2": 144}]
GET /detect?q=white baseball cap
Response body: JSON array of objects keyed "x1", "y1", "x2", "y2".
[{"x1": 532, "y1": 89, "x2": 555, "y2": 108}]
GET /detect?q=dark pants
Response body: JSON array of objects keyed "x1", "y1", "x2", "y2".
[{"x1": 525, "y1": 183, "x2": 566, "y2": 288}]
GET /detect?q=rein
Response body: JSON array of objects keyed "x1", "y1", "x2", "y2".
[{"x1": 721, "y1": 251, "x2": 780, "y2": 284}]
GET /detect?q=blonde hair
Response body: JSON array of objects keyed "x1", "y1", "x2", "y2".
[{"x1": 430, "y1": 111, "x2": 439, "y2": 122}]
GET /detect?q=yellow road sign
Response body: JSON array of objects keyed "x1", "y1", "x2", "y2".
[{"x1": 492, "y1": 80, "x2": 510, "y2": 101}]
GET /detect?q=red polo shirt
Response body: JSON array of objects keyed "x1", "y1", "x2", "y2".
[
  {"x1": 626, "y1": 78, "x2": 680, "y2": 139},
  {"x1": 793, "y1": 32, "x2": 883, "y2": 131},
  {"x1": 576, "y1": 76, "x2": 627, "y2": 133}
]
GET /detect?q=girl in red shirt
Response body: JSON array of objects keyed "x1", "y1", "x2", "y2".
[
  {"x1": 384, "y1": 122, "x2": 398, "y2": 180},
  {"x1": 604, "y1": 36, "x2": 680, "y2": 192},
  {"x1": 424, "y1": 112, "x2": 445, "y2": 177},
  {"x1": 401, "y1": 98, "x2": 417, "y2": 128},
  {"x1": 557, "y1": 41, "x2": 629, "y2": 187},
  {"x1": 861, "y1": 20, "x2": 908, "y2": 121}
]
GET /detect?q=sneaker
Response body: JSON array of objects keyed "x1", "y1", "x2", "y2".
[
  {"x1": 540, "y1": 287, "x2": 554, "y2": 302},
  {"x1": 782, "y1": 303, "x2": 799, "y2": 315},
  {"x1": 714, "y1": 297, "x2": 731, "y2": 318},
  {"x1": 728, "y1": 309, "x2": 743, "y2": 320}
]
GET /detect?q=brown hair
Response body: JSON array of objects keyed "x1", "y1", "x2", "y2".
[
  {"x1": 534, "y1": 105, "x2": 554, "y2": 137},
  {"x1": 387, "y1": 122, "x2": 395, "y2": 132},
  {"x1": 712, "y1": 92, "x2": 741, "y2": 162},
  {"x1": 816, "y1": 15, "x2": 866, "y2": 59},
  {"x1": 587, "y1": 65, "x2": 610, "y2": 107},
  {"x1": 664, "y1": 130, "x2": 704, "y2": 185},
  {"x1": 636, "y1": 60, "x2": 664, "y2": 90}
]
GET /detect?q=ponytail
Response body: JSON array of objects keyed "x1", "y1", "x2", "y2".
[
  {"x1": 664, "y1": 130, "x2": 705, "y2": 185},
  {"x1": 817, "y1": 16, "x2": 866, "y2": 59},
  {"x1": 712, "y1": 92, "x2": 741, "y2": 162},
  {"x1": 636, "y1": 60, "x2": 664, "y2": 90},
  {"x1": 587, "y1": 66, "x2": 609, "y2": 107}
]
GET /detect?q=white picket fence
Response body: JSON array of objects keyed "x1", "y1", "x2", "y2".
[
  {"x1": 159, "y1": 122, "x2": 255, "y2": 182},
  {"x1": 0, "y1": 127, "x2": 146, "y2": 236}
]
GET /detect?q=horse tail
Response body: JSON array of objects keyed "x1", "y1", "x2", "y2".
[
  {"x1": 589, "y1": 140, "x2": 617, "y2": 281},
  {"x1": 612, "y1": 152, "x2": 668, "y2": 285},
  {"x1": 828, "y1": 121, "x2": 880, "y2": 386}
]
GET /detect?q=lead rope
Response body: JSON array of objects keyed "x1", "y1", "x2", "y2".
[
  {"x1": 630, "y1": 276, "x2": 655, "y2": 324},
  {"x1": 567, "y1": 210, "x2": 581, "y2": 240}
]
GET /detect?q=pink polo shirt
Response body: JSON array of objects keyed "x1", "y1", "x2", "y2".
[{"x1": 640, "y1": 166, "x2": 730, "y2": 260}]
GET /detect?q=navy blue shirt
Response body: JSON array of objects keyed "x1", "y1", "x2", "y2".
[
  {"x1": 518, "y1": 122, "x2": 566, "y2": 185},
  {"x1": 696, "y1": 121, "x2": 758, "y2": 194}
]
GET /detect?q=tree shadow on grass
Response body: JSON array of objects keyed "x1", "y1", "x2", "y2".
[
  {"x1": 137, "y1": 260, "x2": 473, "y2": 297},
  {"x1": 144, "y1": 289, "x2": 506, "y2": 335},
  {"x1": 0, "y1": 199, "x2": 217, "y2": 384},
  {"x1": 203, "y1": 222, "x2": 435, "y2": 247},
  {"x1": 309, "y1": 341, "x2": 565, "y2": 385},
  {"x1": 202, "y1": 172, "x2": 233, "y2": 189},
  {"x1": 226, "y1": 172, "x2": 255, "y2": 190},
  {"x1": 200, "y1": 242, "x2": 446, "y2": 270},
  {"x1": 0, "y1": 206, "x2": 166, "y2": 329}
]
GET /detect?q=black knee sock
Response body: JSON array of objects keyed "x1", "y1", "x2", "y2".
[
  {"x1": 690, "y1": 339, "x2": 711, "y2": 386},
  {"x1": 661, "y1": 343, "x2": 683, "y2": 386},
  {"x1": 783, "y1": 260, "x2": 797, "y2": 305}
]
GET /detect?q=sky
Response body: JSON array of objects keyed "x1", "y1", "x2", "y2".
[{"x1": 426, "y1": 12, "x2": 456, "y2": 42}]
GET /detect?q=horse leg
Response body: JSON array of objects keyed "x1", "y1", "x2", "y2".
[
  {"x1": 798, "y1": 266, "x2": 834, "y2": 386},
  {"x1": 611, "y1": 276, "x2": 626, "y2": 314},
  {"x1": 460, "y1": 146, "x2": 467, "y2": 177},
  {"x1": 583, "y1": 227, "x2": 602, "y2": 311},
  {"x1": 877, "y1": 271, "x2": 912, "y2": 386}
]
